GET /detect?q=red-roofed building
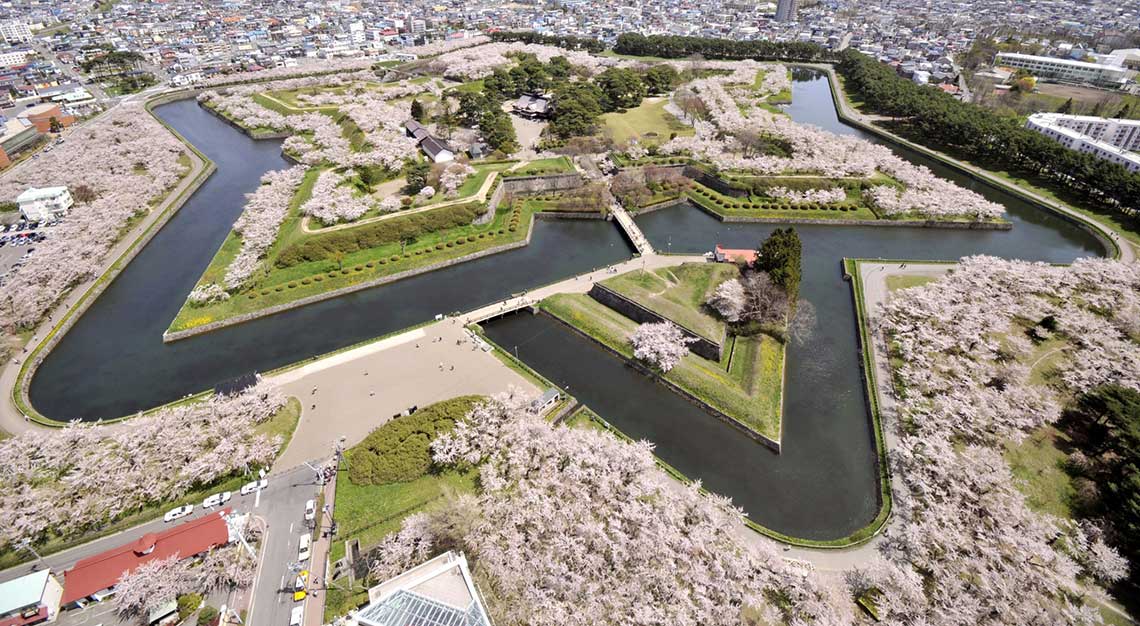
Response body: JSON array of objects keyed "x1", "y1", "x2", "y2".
[
  {"x1": 713, "y1": 244, "x2": 757, "y2": 265},
  {"x1": 60, "y1": 509, "x2": 233, "y2": 607}
]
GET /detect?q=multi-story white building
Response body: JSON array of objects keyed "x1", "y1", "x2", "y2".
[
  {"x1": 995, "y1": 52, "x2": 1131, "y2": 87},
  {"x1": 1026, "y1": 113, "x2": 1140, "y2": 173},
  {"x1": 16, "y1": 186, "x2": 73, "y2": 222},
  {"x1": 0, "y1": 20, "x2": 33, "y2": 44},
  {"x1": 0, "y1": 47, "x2": 32, "y2": 68}
]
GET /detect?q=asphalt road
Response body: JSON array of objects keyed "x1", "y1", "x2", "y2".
[
  {"x1": 0, "y1": 465, "x2": 323, "y2": 626},
  {"x1": 248, "y1": 465, "x2": 326, "y2": 626}
]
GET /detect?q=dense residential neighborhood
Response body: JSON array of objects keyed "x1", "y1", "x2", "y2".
[{"x1": 0, "y1": 1, "x2": 1136, "y2": 626}]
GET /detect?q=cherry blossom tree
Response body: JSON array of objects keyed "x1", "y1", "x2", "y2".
[
  {"x1": 225, "y1": 166, "x2": 306, "y2": 288},
  {"x1": 864, "y1": 256, "x2": 1138, "y2": 625},
  {"x1": 708, "y1": 277, "x2": 746, "y2": 322},
  {"x1": 0, "y1": 102, "x2": 188, "y2": 328},
  {"x1": 300, "y1": 169, "x2": 371, "y2": 225},
  {"x1": 0, "y1": 382, "x2": 286, "y2": 550},
  {"x1": 631, "y1": 321, "x2": 696, "y2": 372},
  {"x1": 367, "y1": 391, "x2": 851, "y2": 626},
  {"x1": 113, "y1": 555, "x2": 194, "y2": 618}
]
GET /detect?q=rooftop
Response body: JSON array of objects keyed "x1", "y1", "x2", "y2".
[
  {"x1": 16, "y1": 186, "x2": 69, "y2": 202},
  {"x1": 0, "y1": 570, "x2": 51, "y2": 615},
  {"x1": 61, "y1": 508, "x2": 232, "y2": 605},
  {"x1": 357, "y1": 552, "x2": 491, "y2": 626}
]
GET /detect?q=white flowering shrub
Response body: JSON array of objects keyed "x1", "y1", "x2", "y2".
[{"x1": 225, "y1": 166, "x2": 306, "y2": 288}]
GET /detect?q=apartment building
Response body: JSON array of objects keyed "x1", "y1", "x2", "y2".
[
  {"x1": 1026, "y1": 112, "x2": 1140, "y2": 173},
  {"x1": 995, "y1": 52, "x2": 1131, "y2": 87}
]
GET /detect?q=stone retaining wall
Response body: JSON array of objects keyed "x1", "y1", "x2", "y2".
[
  {"x1": 163, "y1": 221, "x2": 536, "y2": 342},
  {"x1": 540, "y1": 310, "x2": 780, "y2": 452},
  {"x1": 682, "y1": 165, "x2": 749, "y2": 198},
  {"x1": 535, "y1": 210, "x2": 606, "y2": 220},
  {"x1": 685, "y1": 196, "x2": 1014, "y2": 230},
  {"x1": 501, "y1": 172, "x2": 582, "y2": 194},
  {"x1": 587, "y1": 283, "x2": 722, "y2": 361}
]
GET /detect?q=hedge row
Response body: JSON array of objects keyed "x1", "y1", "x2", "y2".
[
  {"x1": 275, "y1": 201, "x2": 487, "y2": 267},
  {"x1": 346, "y1": 395, "x2": 484, "y2": 485}
]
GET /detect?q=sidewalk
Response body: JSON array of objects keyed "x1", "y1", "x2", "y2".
[{"x1": 304, "y1": 472, "x2": 337, "y2": 626}]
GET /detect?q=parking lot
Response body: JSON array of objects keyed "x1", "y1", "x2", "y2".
[{"x1": 0, "y1": 221, "x2": 56, "y2": 278}]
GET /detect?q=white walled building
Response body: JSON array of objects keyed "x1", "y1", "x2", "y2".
[
  {"x1": 0, "y1": 20, "x2": 33, "y2": 44},
  {"x1": 0, "y1": 47, "x2": 32, "y2": 68},
  {"x1": 1026, "y1": 113, "x2": 1140, "y2": 173},
  {"x1": 995, "y1": 52, "x2": 1131, "y2": 87},
  {"x1": 17, "y1": 186, "x2": 73, "y2": 222}
]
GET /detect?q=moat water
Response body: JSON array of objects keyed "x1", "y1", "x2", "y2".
[{"x1": 30, "y1": 70, "x2": 1103, "y2": 539}]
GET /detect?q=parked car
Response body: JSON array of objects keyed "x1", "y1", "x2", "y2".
[
  {"x1": 163, "y1": 504, "x2": 193, "y2": 523},
  {"x1": 297, "y1": 532, "x2": 311, "y2": 562},
  {"x1": 290, "y1": 606, "x2": 303, "y2": 626},
  {"x1": 240, "y1": 478, "x2": 268, "y2": 495},
  {"x1": 202, "y1": 491, "x2": 232, "y2": 508},
  {"x1": 304, "y1": 499, "x2": 316, "y2": 522},
  {"x1": 293, "y1": 570, "x2": 308, "y2": 602}
]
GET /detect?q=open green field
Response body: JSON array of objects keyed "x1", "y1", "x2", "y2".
[
  {"x1": 168, "y1": 178, "x2": 534, "y2": 333},
  {"x1": 601, "y1": 98, "x2": 694, "y2": 146},
  {"x1": 541, "y1": 292, "x2": 783, "y2": 441},
  {"x1": 503, "y1": 155, "x2": 575, "y2": 177},
  {"x1": 885, "y1": 275, "x2": 935, "y2": 291},
  {"x1": 599, "y1": 263, "x2": 737, "y2": 342},
  {"x1": 1005, "y1": 425, "x2": 1075, "y2": 520}
]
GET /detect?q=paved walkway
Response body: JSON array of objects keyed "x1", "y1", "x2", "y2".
[
  {"x1": 271, "y1": 322, "x2": 538, "y2": 470},
  {"x1": 0, "y1": 141, "x2": 209, "y2": 436}
]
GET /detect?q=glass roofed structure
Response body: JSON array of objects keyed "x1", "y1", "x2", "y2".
[{"x1": 354, "y1": 551, "x2": 493, "y2": 626}]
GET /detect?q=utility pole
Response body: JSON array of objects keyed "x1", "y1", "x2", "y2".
[{"x1": 17, "y1": 539, "x2": 44, "y2": 568}]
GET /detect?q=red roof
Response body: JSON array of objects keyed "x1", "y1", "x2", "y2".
[
  {"x1": 61, "y1": 509, "x2": 232, "y2": 605},
  {"x1": 0, "y1": 606, "x2": 47, "y2": 626},
  {"x1": 715, "y1": 244, "x2": 757, "y2": 265}
]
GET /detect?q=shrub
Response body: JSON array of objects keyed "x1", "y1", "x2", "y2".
[
  {"x1": 467, "y1": 236, "x2": 476, "y2": 243},
  {"x1": 177, "y1": 594, "x2": 203, "y2": 621},
  {"x1": 327, "y1": 272, "x2": 337, "y2": 278},
  {"x1": 436, "y1": 243, "x2": 445, "y2": 250},
  {"x1": 260, "y1": 289, "x2": 271, "y2": 295},
  {"x1": 341, "y1": 269, "x2": 351, "y2": 275},
  {"x1": 366, "y1": 261, "x2": 375, "y2": 267},
  {"x1": 446, "y1": 241, "x2": 454, "y2": 247},
  {"x1": 314, "y1": 275, "x2": 323, "y2": 282},
  {"x1": 455, "y1": 239, "x2": 465, "y2": 245},
  {"x1": 389, "y1": 255, "x2": 399, "y2": 261},
  {"x1": 498, "y1": 229, "x2": 506, "y2": 235},
  {"x1": 346, "y1": 396, "x2": 483, "y2": 484},
  {"x1": 379, "y1": 258, "x2": 387, "y2": 264},
  {"x1": 302, "y1": 278, "x2": 312, "y2": 285},
  {"x1": 197, "y1": 607, "x2": 220, "y2": 626},
  {"x1": 287, "y1": 282, "x2": 297, "y2": 288},
  {"x1": 274, "y1": 286, "x2": 284, "y2": 292},
  {"x1": 477, "y1": 233, "x2": 485, "y2": 239},
  {"x1": 355, "y1": 265, "x2": 364, "y2": 271},
  {"x1": 276, "y1": 202, "x2": 487, "y2": 267},
  {"x1": 248, "y1": 293, "x2": 257, "y2": 299}
]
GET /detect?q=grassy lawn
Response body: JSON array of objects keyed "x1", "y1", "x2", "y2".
[
  {"x1": 168, "y1": 181, "x2": 534, "y2": 333},
  {"x1": 600, "y1": 98, "x2": 693, "y2": 146},
  {"x1": 885, "y1": 275, "x2": 935, "y2": 291},
  {"x1": 324, "y1": 468, "x2": 477, "y2": 620},
  {"x1": 1005, "y1": 425, "x2": 1075, "y2": 519},
  {"x1": 599, "y1": 262, "x2": 737, "y2": 342},
  {"x1": 565, "y1": 406, "x2": 608, "y2": 432},
  {"x1": 504, "y1": 156, "x2": 575, "y2": 177},
  {"x1": 541, "y1": 293, "x2": 783, "y2": 441},
  {"x1": 0, "y1": 396, "x2": 303, "y2": 570}
]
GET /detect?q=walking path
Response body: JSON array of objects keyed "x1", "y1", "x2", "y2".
[
  {"x1": 0, "y1": 144, "x2": 209, "y2": 436},
  {"x1": 811, "y1": 63, "x2": 1137, "y2": 264}
]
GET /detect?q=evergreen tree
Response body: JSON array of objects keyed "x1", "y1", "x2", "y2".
[
  {"x1": 595, "y1": 67, "x2": 647, "y2": 112},
  {"x1": 410, "y1": 99, "x2": 426, "y2": 122},
  {"x1": 1056, "y1": 97, "x2": 1073, "y2": 114},
  {"x1": 752, "y1": 228, "x2": 802, "y2": 303},
  {"x1": 403, "y1": 159, "x2": 430, "y2": 194},
  {"x1": 480, "y1": 108, "x2": 519, "y2": 153}
]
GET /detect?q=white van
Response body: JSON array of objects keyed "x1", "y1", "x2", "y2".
[
  {"x1": 290, "y1": 605, "x2": 304, "y2": 626},
  {"x1": 298, "y1": 532, "x2": 311, "y2": 562}
]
